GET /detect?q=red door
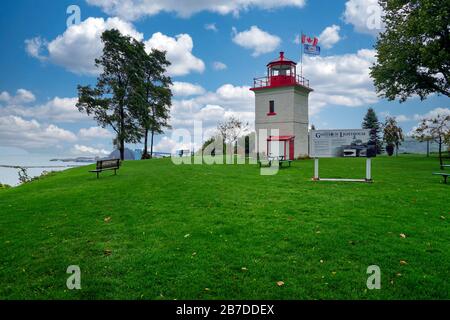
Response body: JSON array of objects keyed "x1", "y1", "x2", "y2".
[{"x1": 289, "y1": 139, "x2": 294, "y2": 160}]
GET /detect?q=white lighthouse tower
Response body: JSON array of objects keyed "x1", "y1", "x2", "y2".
[{"x1": 251, "y1": 52, "x2": 313, "y2": 159}]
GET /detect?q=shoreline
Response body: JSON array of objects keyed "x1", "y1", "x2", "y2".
[{"x1": 0, "y1": 164, "x2": 84, "y2": 169}]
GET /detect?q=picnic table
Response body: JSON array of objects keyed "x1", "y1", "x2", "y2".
[{"x1": 258, "y1": 155, "x2": 292, "y2": 168}]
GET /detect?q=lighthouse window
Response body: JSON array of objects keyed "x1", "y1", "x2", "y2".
[{"x1": 269, "y1": 100, "x2": 275, "y2": 114}]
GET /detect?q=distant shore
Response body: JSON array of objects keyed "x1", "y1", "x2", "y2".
[{"x1": 0, "y1": 164, "x2": 83, "y2": 169}]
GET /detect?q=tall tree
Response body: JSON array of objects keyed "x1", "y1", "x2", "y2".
[
  {"x1": 371, "y1": 0, "x2": 450, "y2": 102},
  {"x1": 217, "y1": 116, "x2": 249, "y2": 153},
  {"x1": 412, "y1": 113, "x2": 450, "y2": 167},
  {"x1": 76, "y1": 29, "x2": 143, "y2": 160},
  {"x1": 362, "y1": 108, "x2": 383, "y2": 154},
  {"x1": 383, "y1": 116, "x2": 404, "y2": 156},
  {"x1": 137, "y1": 49, "x2": 172, "y2": 159}
]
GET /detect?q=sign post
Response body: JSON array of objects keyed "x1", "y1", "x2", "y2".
[
  {"x1": 314, "y1": 158, "x2": 319, "y2": 180},
  {"x1": 310, "y1": 129, "x2": 375, "y2": 183},
  {"x1": 366, "y1": 158, "x2": 372, "y2": 182}
]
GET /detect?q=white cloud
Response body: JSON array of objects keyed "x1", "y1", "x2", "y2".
[
  {"x1": 343, "y1": 0, "x2": 385, "y2": 36},
  {"x1": 86, "y1": 0, "x2": 306, "y2": 20},
  {"x1": 2, "y1": 96, "x2": 89, "y2": 123},
  {"x1": 25, "y1": 17, "x2": 143, "y2": 75},
  {"x1": 205, "y1": 23, "x2": 218, "y2": 32},
  {"x1": 414, "y1": 108, "x2": 450, "y2": 121},
  {"x1": 25, "y1": 37, "x2": 48, "y2": 61},
  {"x1": 232, "y1": 26, "x2": 281, "y2": 57},
  {"x1": 301, "y1": 49, "x2": 378, "y2": 115},
  {"x1": 25, "y1": 17, "x2": 204, "y2": 77},
  {"x1": 71, "y1": 144, "x2": 110, "y2": 156},
  {"x1": 171, "y1": 82, "x2": 206, "y2": 97},
  {"x1": 381, "y1": 108, "x2": 450, "y2": 124},
  {"x1": 153, "y1": 136, "x2": 196, "y2": 153},
  {"x1": 144, "y1": 33, "x2": 205, "y2": 76},
  {"x1": 0, "y1": 116, "x2": 77, "y2": 150},
  {"x1": 395, "y1": 115, "x2": 411, "y2": 123},
  {"x1": 170, "y1": 84, "x2": 254, "y2": 133},
  {"x1": 79, "y1": 126, "x2": 114, "y2": 139},
  {"x1": 212, "y1": 61, "x2": 227, "y2": 71},
  {"x1": 318, "y1": 25, "x2": 341, "y2": 49},
  {"x1": 0, "y1": 89, "x2": 36, "y2": 104}
]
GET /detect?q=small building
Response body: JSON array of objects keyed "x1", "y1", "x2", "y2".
[{"x1": 251, "y1": 52, "x2": 313, "y2": 160}]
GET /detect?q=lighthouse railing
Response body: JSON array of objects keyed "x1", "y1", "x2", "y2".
[{"x1": 253, "y1": 75, "x2": 310, "y2": 89}]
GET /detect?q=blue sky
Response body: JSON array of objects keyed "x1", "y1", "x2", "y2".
[{"x1": 0, "y1": 0, "x2": 448, "y2": 157}]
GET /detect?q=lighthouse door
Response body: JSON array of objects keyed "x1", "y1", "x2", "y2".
[{"x1": 289, "y1": 139, "x2": 294, "y2": 160}]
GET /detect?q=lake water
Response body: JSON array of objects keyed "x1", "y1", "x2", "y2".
[{"x1": 0, "y1": 154, "x2": 93, "y2": 186}]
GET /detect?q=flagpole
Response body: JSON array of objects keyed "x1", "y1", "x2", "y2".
[{"x1": 300, "y1": 30, "x2": 304, "y2": 79}]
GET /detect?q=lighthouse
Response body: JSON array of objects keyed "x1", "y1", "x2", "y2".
[{"x1": 251, "y1": 52, "x2": 313, "y2": 160}]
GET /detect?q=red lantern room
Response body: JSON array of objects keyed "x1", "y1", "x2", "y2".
[{"x1": 251, "y1": 52, "x2": 310, "y2": 91}]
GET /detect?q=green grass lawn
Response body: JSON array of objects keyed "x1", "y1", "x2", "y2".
[{"x1": 0, "y1": 155, "x2": 448, "y2": 300}]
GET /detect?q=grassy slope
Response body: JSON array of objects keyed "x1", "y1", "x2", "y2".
[{"x1": 0, "y1": 156, "x2": 448, "y2": 300}]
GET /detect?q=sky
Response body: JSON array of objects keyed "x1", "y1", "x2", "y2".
[{"x1": 0, "y1": 0, "x2": 448, "y2": 158}]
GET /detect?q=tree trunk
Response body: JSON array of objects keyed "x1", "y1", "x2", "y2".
[
  {"x1": 150, "y1": 129, "x2": 155, "y2": 158},
  {"x1": 142, "y1": 128, "x2": 149, "y2": 159},
  {"x1": 426, "y1": 140, "x2": 430, "y2": 157},
  {"x1": 120, "y1": 139, "x2": 125, "y2": 161},
  {"x1": 119, "y1": 103, "x2": 125, "y2": 161},
  {"x1": 439, "y1": 136, "x2": 443, "y2": 168}
]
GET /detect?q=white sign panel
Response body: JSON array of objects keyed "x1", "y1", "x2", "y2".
[{"x1": 310, "y1": 129, "x2": 372, "y2": 158}]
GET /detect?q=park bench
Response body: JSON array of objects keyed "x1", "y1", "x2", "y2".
[
  {"x1": 89, "y1": 159, "x2": 120, "y2": 179},
  {"x1": 440, "y1": 164, "x2": 450, "y2": 170},
  {"x1": 433, "y1": 172, "x2": 449, "y2": 184}
]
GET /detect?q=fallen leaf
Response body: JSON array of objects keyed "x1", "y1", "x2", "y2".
[
  {"x1": 396, "y1": 273, "x2": 402, "y2": 277},
  {"x1": 192, "y1": 252, "x2": 197, "y2": 256},
  {"x1": 332, "y1": 271, "x2": 337, "y2": 275},
  {"x1": 320, "y1": 260, "x2": 324, "y2": 264},
  {"x1": 104, "y1": 217, "x2": 111, "y2": 223},
  {"x1": 241, "y1": 267, "x2": 248, "y2": 271},
  {"x1": 440, "y1": 216, "x2": 446, "y2": 220},
  {"x1": 184, "y1": 234, "x2": 191, "y2": 238},
  {"x1": 400, "y1": 233, "x2": 407, "y2": 238},
  {"x1": 276, "y1": 281, "x2": 285, "y2": 287},
  {"x1": 104, "y1": 249, "x2": 112, "y2": 256},
  {"x1": 205, "y1": 288, "x2": 210, "y2": 291},
  {"x1": 400, "y1": 260, "x2": 408, "y2": 265}
]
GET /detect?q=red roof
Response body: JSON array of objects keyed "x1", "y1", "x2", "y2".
[
  {"x1": 267, "y1": 52, "x2": 297, "y2": 67},
  {"x1": 267, "y1": 135, "x2": 295, "y2": 141}
]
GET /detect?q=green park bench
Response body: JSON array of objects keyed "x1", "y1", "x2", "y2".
[
  {"x1": 433, "y1": 172, "x2": 449, "y2": 184},
  {"x1": 89, "y1": 159, "x2": 121, "y2": 179},
  {"x1": 440, "y1": 164, "x2": 450, "y2": 170}
]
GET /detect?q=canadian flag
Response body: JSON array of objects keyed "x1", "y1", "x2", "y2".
[{"x1": 301, "y1": 34, "x2": 318, "y2": 46}]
